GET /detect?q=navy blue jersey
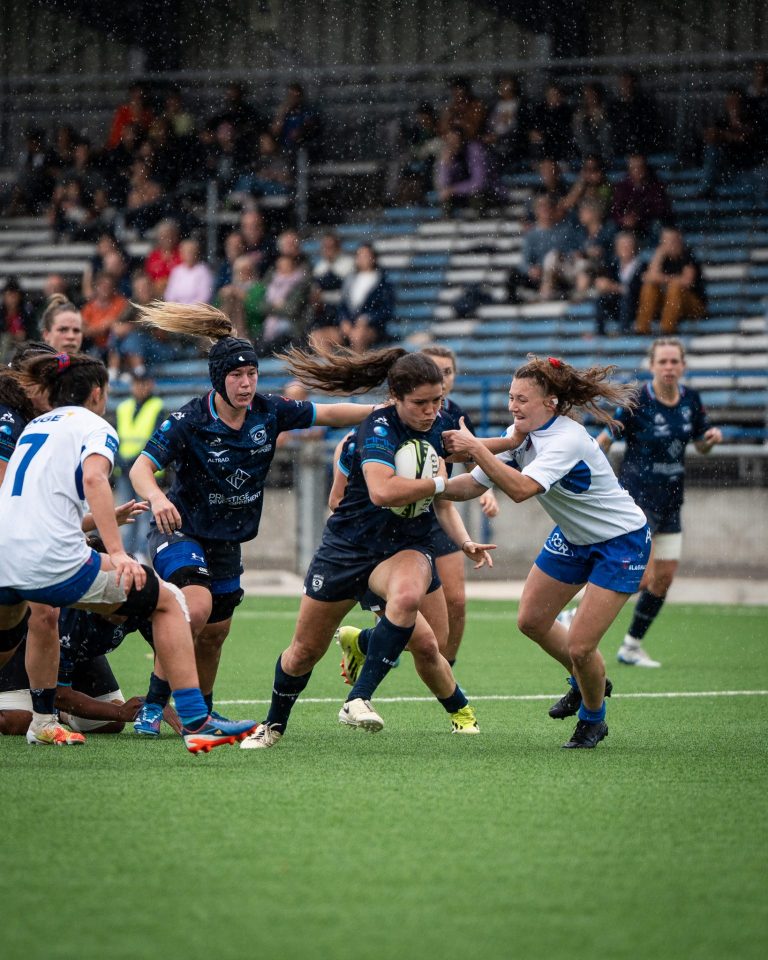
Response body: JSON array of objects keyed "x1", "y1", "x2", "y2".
[
  {"x1": 0, "y1": 402, "x2": 27, "y2": 464},
  {"x1": 57, "y1": 608, "x2": 152, "y2": 686},
  {"x1": 327, "y1": 404, "x2": 450, "y2": 554},
  {"x1": 142, "y1": 390, "x2": 315, "y2": 543},
  {"x1": 616, "y1": 383, "x2": 710, "y2": 512}
]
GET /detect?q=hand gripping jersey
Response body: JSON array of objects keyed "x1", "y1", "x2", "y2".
[
  {"x1": 615, "y1": 383, "x2": 710, "y2": 514},
  {"x1": 0, "y1": 406, "x2": 118, "y2": 588},
  {"x1": 141, "y1": 391, "x2": 315, "y2": 543},
  {"x1": 329, "y1": 404, "x2": 450, "y2": 555},
  {"x1": 471, "y1": 415, "x2": 646, "y2": 545},
  {"x1": 0, "y1": 402, "x2": 27, "y2": 464}
]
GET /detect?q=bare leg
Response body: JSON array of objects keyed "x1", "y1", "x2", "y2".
[
  {"x1": 436, "y1": 551, "x2": 466, "y2": 661},
  {"x1": 567, "y1": 584, "x2": 631, "y2": 710},
  {"x1": 24, "y1": 602, "x2": 59, "y2": 692},
  {"x1": 517, "y1": 565, "x2": 585, "y2": 671}
]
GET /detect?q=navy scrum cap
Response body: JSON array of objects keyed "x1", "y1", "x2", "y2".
[{"x1": 208, "y1": 336, "x2": 259, "y2": 403}]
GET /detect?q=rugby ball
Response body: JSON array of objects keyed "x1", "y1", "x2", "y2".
[{"x1": 390, "y1": 438, "x2": 440, "y2": 518}]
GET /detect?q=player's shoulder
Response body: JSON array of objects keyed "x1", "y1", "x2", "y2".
[{"x1": 680, "y1": 384, "x2": 704, "y2": 405}]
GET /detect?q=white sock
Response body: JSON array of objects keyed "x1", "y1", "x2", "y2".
[{"x1": 622, "y1": 635, "x2": 640, "y2": 648}]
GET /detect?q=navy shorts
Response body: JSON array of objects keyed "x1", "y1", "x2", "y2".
[
  {"x1": 425, "y1": 519, "x2": 461, "y2": 558},
  {"x1": 71, "y1": 655, "x2": 120, "y2": 699},
  {"x1": 304, "y1": 529, "x2": 441, "y2": 605},
  {"x1": 636, "y1": 499, "x2": 682, "y2": 536},
  {"x1": 535, "y1": 524, "x2": 652, "y2": 594},
  {"x1": 148, "y1": 528, "x2": 244, "y2": 623}
]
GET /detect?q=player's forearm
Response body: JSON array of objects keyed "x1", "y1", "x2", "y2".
[
  {"x1": 440, "y1": 473, "x2": 488, "y2": 502},
  {"x1": 434, "y1": 499, "x2": 471, "y2": 546},
  {"x1": 315, "y1": 403, "x2": 375, "y2": 428},
  {"x1": 55, "y1": 687, "x2": 122, "y2": 720},
  {"x1": 467, "y1": 444, "x2": 538, "y2": 503},
  {"x1": 129, "y1": 454, "x2": 163, "y2": 502},
  {"x1": 367, "y1": 475, "x2": 441, "y2": 508},
  {"x1": 82, "y1": 474, "x2": 124, "y2": 554}
]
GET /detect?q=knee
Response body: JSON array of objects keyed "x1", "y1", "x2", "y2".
[
  {"x1": 195, "y1": 623, "x2": 230, "y2": 653},
  {"x1": 29, "y1": 605, "x2": 58, "y2": 633},
  {"x1": 568, "y1": 641, "x2": 596, "y2": 669},
  {"x1": 286, "y1": 635, "x2": 326, "y2": 674},
  {"x1": 390, "y1": 586, "x2": 424, "y2": 617},
  {"x1": 517, "y1": 609, "x2": 549, "y2": 641}
]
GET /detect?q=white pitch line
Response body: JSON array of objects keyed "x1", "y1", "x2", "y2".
[
  {"x1": 217, "y1": 690, "x2": 768, "y2": 706},
  {"x1": 237, "y1": 608, "x2": 768, "y2": 621}
]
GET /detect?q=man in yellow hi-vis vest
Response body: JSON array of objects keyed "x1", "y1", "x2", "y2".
[{"x1": 114, "y1": 371, "x2": 165, "y2": 562}]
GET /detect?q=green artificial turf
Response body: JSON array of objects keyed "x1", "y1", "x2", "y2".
[{"x1": 2, "y1": 598, "x2": 767, "y2": 960}]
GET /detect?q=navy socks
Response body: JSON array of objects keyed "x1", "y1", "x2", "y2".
[
  {"x1": 146, "y1": 672, "x2": 171, "y2": 708},
  {"x1": 265, "y1": 655, "x2": 312, "y2": 732},
  {"x1": 628, "y1": 590, "x2": 666, "y2": 641},
  {"x1": 348, "y1": 616, "x2": 414, "y2": 702},
  {"x1": 438, "y1": 684, "x2": 468, "y2": 714}
]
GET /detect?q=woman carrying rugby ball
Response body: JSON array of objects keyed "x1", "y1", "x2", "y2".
[{"x1": 241, "y1": 344, "x2": 495, "y2": 749}]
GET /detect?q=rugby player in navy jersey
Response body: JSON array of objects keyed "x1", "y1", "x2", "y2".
[
  {"x1": 240, "y1": 345, "x2": 495, "y2": 749},
  {"x1": 598, "y1": 338, "x2": 722, "y2": 667},
  {"x1": 128, "y1": 303, "x2": 377, "y2": 733}
]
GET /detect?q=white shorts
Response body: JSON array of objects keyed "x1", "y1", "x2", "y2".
[
  {"x1": 653, "y1": 532, "x2": 683, "y2": 562},
  {"x1": 0, "y1": 689, "x2": 33, "y2": 712},
  {"x1": 59, "y1": 689, "x2": 124, "y2": 732}
]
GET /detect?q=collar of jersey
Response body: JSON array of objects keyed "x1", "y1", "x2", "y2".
[
  {"x1": 208, "y1": 390, "x2": 253, "y2": 421},
  {"x1": 647, "y1": 382, "x2": 685, "y2": 404},
  {"x1": 531, "y1": 414, "x2": 558, "y2": 434}
]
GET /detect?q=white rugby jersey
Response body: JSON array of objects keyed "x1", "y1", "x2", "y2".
[
  {"x1": 471, "y1": 415, "x2": 646, "y2": 545},
  {"x1": 0, "y1": 406, "x2": 118, "y2": 588}
]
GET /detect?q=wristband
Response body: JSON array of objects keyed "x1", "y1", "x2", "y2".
[{"x1": 433, "y1": 476, "x2": 446, "y2": 495}]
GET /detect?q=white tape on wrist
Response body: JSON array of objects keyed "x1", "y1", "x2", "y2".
[{"x1": 433, "y1": 476, "x2": 446, "y2": 495}]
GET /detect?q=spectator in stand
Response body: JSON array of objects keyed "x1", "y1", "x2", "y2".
[
  {"x1": 141, "y1": 118, "x2": 182, "y2": 192},
  {"x1": 4, "y1": 129, "x2": 57, "y2": 215},
  {"x1": 48, "y1": 178, "x2": 90, "y2": 240},
  {"x1": 338, "y1": 243, "x2": 396, "y2": 352},
  {"x1": 145, "y1": 219, "x2": 182, "y2": 297},
  {"x1": 484, "y1": 74, "x2": 531, "y2": 173},
  {"x1": 701, "y1": 88, "x2": 759, "y2": 196},
  {"x1": 102, "y1": 249, "x2": 132, "y2": 298},
  {"x1": 1, "y1": 278, "x2": 36, "y2": 359},
  {"x1": 164, "y1": 238, "x2": 214, "y2": 305},
  {"x1": 594, "y1": 232, "x2": 644, "y2": 336},
  {"x1": 435, "y1": 126, "x2": 493, "y2": 216},
  {"x1": 525, "y1": 157, "x2": 570, "y2": 223},
  {"x1": 635, "y1": 227, "x2": 706, "y2": 335},
  {"x1": 217, "y1": 255, "x2": 267, "y2": 340},
  {"x1": 210, "y1": 81, "x2": 265, "y2": 152},
  {"x1": 518, "y1": 195, "x2": 577, "y2": 299},
  {"x1": 62, "y1": 138, "x2": 107, "y2": 206},
  {"x1": 439, "y1": 76, "x2": 487, "y2": 140},
  {"x1": 107, "y1": 301, "x2": 152, "y2": 382},
  {"x1": 107, "y1": 83, "x2": 154, "y2": 150},
  {"x1": 81, "y1": 271, "x2": 129, "y2": 358},
  {"x1": 126, "y1": 159, "x2": 163, "y2": 212},
  {"x1": 271, "y1": 82, "x2": 321, "y2": 157},
  {"x1": 51, "y1": 124, "x2": 77, "y2": 172},
  {"x1": 529, "y1": 82, "x2": 574, "y2": 163},
  {"x1": 102, "y1": 122, "x2": 140, "y2": 207},
  {"x1": 257, "y1": 254, "x2": 312, "y2": 355},
  {"x1": 748, "y1": 61, "x2": 768, "y2": 137},
  {"x1": 311, "y1": 231, "x2": 355, "y2": 335},
  {"x1": 569, "y1": 198, "x2": 617, "y2": 296},
  {"x1": 573, "y1": 83, "x2": 613, "y2": 165},
  {"x1": 240, "y1": 208, "x2": 277, "y2": 278},
  {"x1": 277, "y1": 228, "x2": 309, "y2": 268},
  {"x1": 611, "y1": 154, "x2": 673, "y2": 239},
  {"x1": 82, "y1": 231, "x2": 131, "y2": 301},
  {"x1": 204, "y1": 120, "x2": 249, "y2": 196},
  {"x1": 561, "y1": 154, "x2": 613, "y2": 218},
  {"x1": 214, "y1": 230, "x2": 245, "y2": 293},
  {"x1": 163, "y1": 87, "x2": 197, "y2": 139},
  {"x1": 392, "y1": 102, "x2": 443, "y2": 204},
  {"x1": 232, "y1": 131, "x2": 293, "y2": 201},
  {"x1": 609, "y1": 71, "x2": 662, "y2": 157}
]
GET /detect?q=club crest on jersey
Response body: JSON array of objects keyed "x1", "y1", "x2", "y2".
[
  {"x1": 249, "y1": 426, "x2": 267, "y2": 446},
  {"x1": 373, "y1": 425, "x2": 388, "y2": 437},
  {"x1": 226, "y1": 468, "x2": 251, "y2": 489},
  {"x1": 160, "y1": 419, "x2": 171, "y2": 432},
  {"x1": 311, "y1": 574, "x2": 324, "y2": 591}
]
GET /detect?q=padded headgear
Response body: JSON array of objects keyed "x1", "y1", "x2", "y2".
[{"x1": 208, "y1": 337, "x2": 259, "y2": 405}]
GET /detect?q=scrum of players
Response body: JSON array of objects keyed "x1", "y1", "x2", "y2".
[{"x1": 0, "y1": 298, "x2": 721, "y2": 753}]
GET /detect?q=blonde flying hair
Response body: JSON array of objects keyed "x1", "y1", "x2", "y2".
[{"x1": 135, "y1": 300, "x2": 235, "y2": 344}]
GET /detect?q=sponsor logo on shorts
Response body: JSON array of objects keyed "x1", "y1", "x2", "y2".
[
  {"x1": 543, "y1": 530, "x2": 574, "y2": 557},
  {"x1": 311, "y1": 574, "x2": 324, "y2": 591}
]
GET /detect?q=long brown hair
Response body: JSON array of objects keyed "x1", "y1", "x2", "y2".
[
  {"x1": 0, "y1": 370, "x2": 34, "y2": 421},
  {"x1": 278, "y1": 342, "x2": 443, "y2": 398},
  {"x1": 514, "y1": 355, "x2": 636, "y2": 428},
  {"x1": 18, "y1": 352, "x2": 108, "y2": 408},
  {"x1": 135, "y1": 300, "x2": 234, "y2": 343}
]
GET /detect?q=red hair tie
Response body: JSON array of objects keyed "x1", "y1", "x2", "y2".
[
  {"x1": 547, "y1": 356, "x2": 563, "y2": 368},
  {"x1": 56, "y1": 353, "x2": 71, "y2": 372}
]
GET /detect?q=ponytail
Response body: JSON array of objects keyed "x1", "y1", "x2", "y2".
[
  {"x1": 278, "y1": 342, "x2": 408, "y2": 395},
  {"x1": 514, "y1": 354, "x2": 637, "y2": 429},
  {"x1": 135, "y1": 300, "x2": 234, "y2": 344},
  {"x1": 18, "y1": 352, "x2": 107, "y2": 408}
]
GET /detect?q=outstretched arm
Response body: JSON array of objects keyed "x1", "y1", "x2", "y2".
[{"x1": 314, "y1": 403, "x2": 375, "y2": 428}]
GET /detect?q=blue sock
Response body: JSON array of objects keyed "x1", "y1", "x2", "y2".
[
  {"x1": 438, "y1": 684, "x2": 468, "y2": 714},
  {"x1": 568, "y1": 675, "x2": 580, "y2": 692},
  {"x1": 173, "y1": 687, "x2": 209, "y2": 730},
  {"x1": 265, "y1": 656, "x2": 312, "y2": 732},
  {"x1": 357, "y1": 628, "x2": 373, "y2": 655},
  {"x1": 146, "y1": 672, "x2": 171, "y2": 708},
  {"x1": 348, "y1": 616, "x2": 414, "y2": 702},
  {"x1": 203, "y1": 691, "x2": 214, "y2": 713},
  {"x1": 578, "y1": 701, "x2": 607, "y2": 724}
]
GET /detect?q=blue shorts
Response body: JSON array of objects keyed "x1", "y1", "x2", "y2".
[
  {"x1": 0, "y1": 550, "x2": 101, "y2": 607},
  {"x1": 535, "y1": 525, "x2": 652, "y2": 594},
  {"x1": 304, "y1": 529, "x2": 441, "y2": 605}
]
